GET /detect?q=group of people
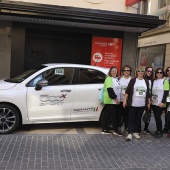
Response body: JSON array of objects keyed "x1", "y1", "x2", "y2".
[{"x1": 101, "y1": 65, "x2": 170, "y2": 141}]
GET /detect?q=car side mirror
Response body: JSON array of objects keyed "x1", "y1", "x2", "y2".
[{"x1": 35, "y1": 79, "x2": 48, "y2": 91}]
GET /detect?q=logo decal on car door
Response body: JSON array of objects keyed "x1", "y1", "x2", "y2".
[{"x1": 39, "y1": 94, "x2": 67, "y2": 106}]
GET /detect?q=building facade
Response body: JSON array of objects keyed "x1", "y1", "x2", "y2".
[
  {"x1": 138, "y1": 0, "x2": 170, "y2": 71},
  {"x1": 0, "y1": 0, "x2": 165, "y2": 79}
]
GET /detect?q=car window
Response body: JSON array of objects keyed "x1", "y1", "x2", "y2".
[
  {"x1": 4, "y1": 65, "x2": 46, "y2": 83},
  {"x1": 78, "y1": 68, "x2": 106, "y2": 84},
  {"x1": 28, "y1": 67, "x2": 75, "y2": 87}
]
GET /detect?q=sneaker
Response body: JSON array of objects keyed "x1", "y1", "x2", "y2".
[
  {"x1": 133, "y1": 133, "x2": 140, "y2": 139},
  {"x1": 143, "y1": 129, "x2": 151, "y2": 134},
  {"x1": 154, "y1": 132, "x2": 163, "y2": 138},
  {"x1": 112, "y1": 130, "x2": 123, "y2": 136},
  {"x1": 101, "y1": 130, "x2": 112, "y2": 134},
  {"x1": 126, "y1": 134, "x2": 132, "y2": 141},
  {"x1": 162, "y1": 128, "x2": 168, "y2": 134}
]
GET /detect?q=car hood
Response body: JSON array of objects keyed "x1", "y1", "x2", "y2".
[{"x1": 0, "y1": 80, "x2": 17, "y2": 90}]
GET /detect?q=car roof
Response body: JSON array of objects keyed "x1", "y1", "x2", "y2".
[{"x1": 42, "y1": 63, "x2": 109, "y2": 71}]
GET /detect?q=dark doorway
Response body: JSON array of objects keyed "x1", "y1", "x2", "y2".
[{"x1": 25, "y1": 29, "x2": 92, "y2": 70}]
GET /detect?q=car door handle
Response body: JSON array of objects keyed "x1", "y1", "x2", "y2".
[
  {"x1": 61, "y1": 89, "x2": 72, "y2": 92},
  {"x1": 98, "y1": 88, "x2": 102, "y2": 90}
]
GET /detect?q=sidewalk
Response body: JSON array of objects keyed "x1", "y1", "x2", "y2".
[{"x1": 0, "y1": 115, "x2": 169, "y2": 170}]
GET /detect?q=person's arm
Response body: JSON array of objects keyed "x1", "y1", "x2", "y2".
[
  {"x1": 123, "y1": 94, "x2": 128, "y2": 108},
  {"x1": 107, "y1": 88, "x2": 117, "y2": 99},
  {"x1": 160, "y1": 80, "x2": 169, "y2": 107},
  {"x1": 122, "y1": 79, "x2": 133, "y2": 108},
  {"x1": 161, "y1": 91, "x2": 169, "y2": 103},
  {"x1": 145, "y1": 79, "x2": 151, "y2": 109},
  {"x1": 107, "y1": 88, "x2": 119, "y2": 104}
]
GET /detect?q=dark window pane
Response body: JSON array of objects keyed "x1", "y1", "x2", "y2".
[{"x1": 79, "y1": 68, "x2": 106, "y2": 84}]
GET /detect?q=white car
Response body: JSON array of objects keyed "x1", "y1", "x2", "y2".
[{"x1": 0, "y1": 64, "x2": 108, "y2": 134}]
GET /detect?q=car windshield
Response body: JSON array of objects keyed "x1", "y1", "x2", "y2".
[{"x1": 4, "y1": 66, "x2": 47, "y2": 83}]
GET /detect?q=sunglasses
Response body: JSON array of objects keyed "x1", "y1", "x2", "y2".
[
  {"x1": 147, "y1": 70, "x2": 152, "y2": 73},
  {"x1": 137, "y1": 70, "x2": 144, "y2": 73},
  {"x1": 123, "y1": 70, "x2": 130, "y2": 72},
  {"x1": 156, "y1": 71, "x2": 163, "y2": 74}
]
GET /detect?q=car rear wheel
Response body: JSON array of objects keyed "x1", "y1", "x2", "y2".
[{"x1": 0, "y1": 104, "x2": 20, "y2": 134}]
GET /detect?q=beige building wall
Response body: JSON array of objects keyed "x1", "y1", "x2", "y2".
[
  {"x1": 0, "y1": 26, "x2": 11, "y2": 79},
  {"x1": 165, "y1": 44, "x2": 170, "y2": 69},
  {"x1": 10, "y1": 0, "x2": 138, "y2": 13},
  {"x1": 149, "y1": 0, "x2": 158, "y2": 14}
]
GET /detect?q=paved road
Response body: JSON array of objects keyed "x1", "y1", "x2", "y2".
[{"x1": 0, "y1": 115, "x2": 170, "y2": 170}]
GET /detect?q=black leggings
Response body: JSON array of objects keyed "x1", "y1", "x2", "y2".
[
  {"x1": 120, "y1": 102, "x2": 129, "y2": 130},
  {"x1": 128, "y1": 106, "x2": 145, "y2": 134},
  {"x1": 152, "y1": 105, "x2": 164, "y2": 133},
  {"x1": 102, "y1": 104, "x2": 119, "y2": 131}
]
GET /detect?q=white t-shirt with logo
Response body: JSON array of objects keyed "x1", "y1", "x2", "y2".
[
  {"x1": 132, "y1": 78, "x2": 147, "y2": 107},
  {"x1": 151, "y1": 79, "x2": 164, "y2": 106},
  {"x1": 112, "y1": 77, "x2": 121, "y2": 104},
  {"x1": 119, "y1": 76, "x2": 131, "y2": 102}
]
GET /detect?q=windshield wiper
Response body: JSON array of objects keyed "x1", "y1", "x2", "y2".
[{"x1": 4, "y1": 78, "x2": 11, "y2": 82}]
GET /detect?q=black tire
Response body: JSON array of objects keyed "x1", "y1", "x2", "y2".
[{"x1": 0, "y1": 104, "x2": 20, "y2": 134}]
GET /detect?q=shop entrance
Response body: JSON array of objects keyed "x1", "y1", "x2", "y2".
[{"x1": 25, "y1": 29, "x2": 92, "y2": 70}]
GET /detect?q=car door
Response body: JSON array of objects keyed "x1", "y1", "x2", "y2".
[
  {"x1": 71, "y1": 67, "x2": 106, "y2": 121},
  {"x1": 26, "y1": 67, "x2": 75, "y2": 122}
]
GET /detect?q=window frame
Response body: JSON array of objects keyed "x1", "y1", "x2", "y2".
[
  {"x1": 76, "y1": 67, "x2": 106, "y2": 85},
  {"x1": 27, "y1": 67, "x2": 77, "y2": 87}
]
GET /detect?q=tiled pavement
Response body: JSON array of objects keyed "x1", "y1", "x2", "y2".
[{"x1": 0, "y1": 115, "x2": 170, "y2": 170}]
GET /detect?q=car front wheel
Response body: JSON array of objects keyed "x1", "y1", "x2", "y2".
[{"x1": 0, "y1": 104, "x2": 20, "y2": 134}]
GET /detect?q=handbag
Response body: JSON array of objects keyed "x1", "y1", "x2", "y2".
[{"x1": 143, "y1": 109, "x2": 151, "y2": 123}]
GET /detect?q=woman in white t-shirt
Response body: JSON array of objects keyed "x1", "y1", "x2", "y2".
[
  {"x1": 123, "y1": 66, "x2": 151, "y2": 141},
  {"x1": 119, "y1": 65, "x2": 132, "y2": 132},
  {"x1": 101, "y1": 66, "x2": 122, "y2": 136},
  {"x1": 140, "y1": 66, "x2": 154, "y2": 134},
  {"x1": 151, "y1": 68, "x2": 169, "y2": 138}
]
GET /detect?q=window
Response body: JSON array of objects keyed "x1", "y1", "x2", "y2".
[
  {"x1": 5, "y1": 66, "x2": 46, "y2": 83},
  {"x1": 138, "y1": 45, "x2": 165, "y2": 71},
  {"x1": 28, "y1": 67, "x2": 75, "y2": 86},
  {"x1": 78, "y1": 68, "x2": 106, "y2": 84}
]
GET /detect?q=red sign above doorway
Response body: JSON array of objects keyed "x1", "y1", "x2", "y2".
[
  {"x1": 91, "y1": 36, "x2": 122, "y2": 74},
  {"x1": 125, "y1": 0, "x2": 142, "y2": 6}
]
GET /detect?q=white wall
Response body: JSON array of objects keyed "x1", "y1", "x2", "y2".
[{"x1": 10, "y1": 0, "x2": 138, "y2": 13}]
